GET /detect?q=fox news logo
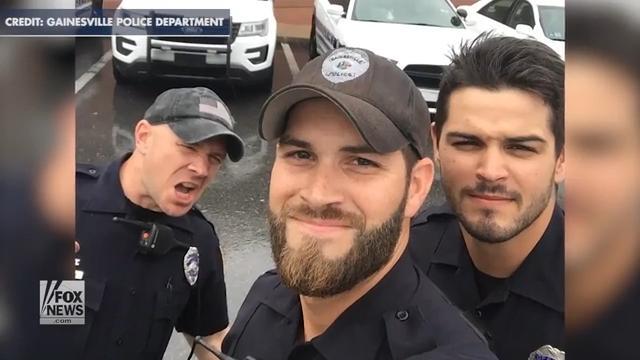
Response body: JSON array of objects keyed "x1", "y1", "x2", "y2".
[{"x1": 39, "y1": 280, "x2": 84, "y2": 325}]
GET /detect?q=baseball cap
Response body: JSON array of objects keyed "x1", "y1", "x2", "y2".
[
  {"x1": 144, "y1": 87, "x2": 245, "y2": 162},
  {"x1": 259, "y1": 47, "x2": 431, "y2": 158}
]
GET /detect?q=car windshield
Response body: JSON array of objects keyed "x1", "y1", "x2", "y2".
[
  {"x1": 539, "y1": 5, "x2": 564, "y2": 41},
  {"x1": 352, "y1": 0, "x2": 462, "y2": 28}
]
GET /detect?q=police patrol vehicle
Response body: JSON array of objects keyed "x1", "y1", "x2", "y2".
[
  {"x1": 111, "y1": 0, "x2": 277, "y2": 88},
  {"x1": 310, "y1": 0, "x2": 475, "y2": 113}
]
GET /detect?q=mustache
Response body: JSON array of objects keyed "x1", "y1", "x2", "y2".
[
  {"x1": 283, "y1": 204, "x2": 365, "y2": 229},
  {"x1": 462, "y1": 181, "x2": 521, "y2": 201}
]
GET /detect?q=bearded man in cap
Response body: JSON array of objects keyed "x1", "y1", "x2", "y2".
[{"x1": 221, "y1": 48, "x2": 497, "y2": 360}]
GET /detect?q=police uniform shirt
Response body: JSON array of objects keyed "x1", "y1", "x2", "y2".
[
  {"x1": 222, "y1": 249, "x2": 498, "y2": 360},
  {"x1": 566, "y1": 271, "x2": 640, "y2": 360},
  {"x1": 409, "y1": 204, "x2": 564, "y2": 360},
  {"x1": 75, "y1": 154, "x2": 229, "y2": 360}
]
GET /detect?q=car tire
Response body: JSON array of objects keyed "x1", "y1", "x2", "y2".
[
  {"x1": 258, "y1": 65, "x2": 274, "y2": 93},
  {"x1": 112, "y1": 58, "x2": 129, "y2": 84},
  {"x1": 309, "y1": 14, "x2": 319, "y2": 59}
]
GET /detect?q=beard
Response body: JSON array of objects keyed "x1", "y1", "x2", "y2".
[
  {"x1": 268, "y1": 195, "x2": 407, "y2": 298},
  {"x1": 444, "y1": 178, "x2": 554, "y2": 244}
]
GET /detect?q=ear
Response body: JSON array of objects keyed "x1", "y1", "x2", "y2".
[
  {"x1": 134, "y1": 120, "x2": 153, "y2": 155},
  {"x1": 430, "y1": 122, "x2": 440, "y2": 163},
  {"x1": 554, "y1": 147, "x2": 565, "y2": 184},
  {"x1": 404, "y1": 157, "x2": 435, "y2": 218}
]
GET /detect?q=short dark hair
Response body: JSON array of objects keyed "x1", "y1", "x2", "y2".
[{"x1": 434, "y1": 34, "x2": 565, "y2": 155}]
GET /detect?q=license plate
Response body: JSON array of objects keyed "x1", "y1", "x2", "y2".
[{"x1": 174, "y1": 53, "x2": 206, "y2": 66}]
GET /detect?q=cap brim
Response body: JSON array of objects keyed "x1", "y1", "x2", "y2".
[
  {"x1": 168, "y1": 118, "x2": 245, "y2": 162},
  {"x1": 259, "y1": 85, "x2": 408, "y2": 154}
]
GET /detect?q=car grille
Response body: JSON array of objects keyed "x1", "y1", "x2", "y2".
[
  {"x1": 154, "y1": 23, "x2": 241, "y2": 45},
  {"x1": 404, "y1": 65, "x2": 444, "y2": 89}
]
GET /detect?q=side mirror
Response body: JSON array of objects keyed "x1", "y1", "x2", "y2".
[
  {"x1": 457, "y1": 6, "x2": 476, "y2": 26},
  {"x1": 327, "y1": 4, "x2": 345, "y2": 21},
  {"x1": 515, "y1": 24, "x2": 535, "y2": 37},
  {"x1": 456, "y1": 7, "x2": 468, "y2": 19}
]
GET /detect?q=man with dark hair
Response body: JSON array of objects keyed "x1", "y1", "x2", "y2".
[
  {"x1": 222, "y1": 47, "x2": 497, "y2": 360},
  {"x1": 410, "y1": 34, "x2": 565, "y2": 360},
  {"x1": 564, "y1": 4, "x2": 640, "y2": 359}
]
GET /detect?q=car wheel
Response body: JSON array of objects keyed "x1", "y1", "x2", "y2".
[
  {"x1": 112, "y1": 58, "x2": 129, "y2": 84},
  {"x1": 309, "y1": 14, "x2": 319, "y2": 59},
  {"x1": 258, "y1": 65, "x2": 274, "y2": 93}
]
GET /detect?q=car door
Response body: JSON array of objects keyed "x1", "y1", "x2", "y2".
[
  {"x1": 314, "y1": 0, "x2": 349, "y2": 55},
  {"x1": 470, "y1": 0, "x2": 519, "y2": 35}
]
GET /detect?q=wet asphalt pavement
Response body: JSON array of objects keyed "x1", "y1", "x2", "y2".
[{"x1": 75, "y1": 37, "x2": 446, "y2": 359}]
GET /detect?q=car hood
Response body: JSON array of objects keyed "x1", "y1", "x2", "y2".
[
  {"x1": 119, "y1": 0, "x2": 273, "y2": 23},
  {"x1": 338, "y1": 20, "x2": 474, "y2": 67},
  {"x1": 546, "y1": 39, "x2": 565, "y2": 60}
]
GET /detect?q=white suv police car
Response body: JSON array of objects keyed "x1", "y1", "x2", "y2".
[
  {"x1": 111, "y1": 0, "x2": 277, "y2": 87},
  {"x1": 310, "y1": 0, "x2": 474, "y2": 113}
]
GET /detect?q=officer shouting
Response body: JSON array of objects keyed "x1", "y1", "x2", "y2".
[
  {"x1": 410, "y1": 35, "x2": 565, "y2": 360},
  {"x1": 76, "y1": 87, "x2": 244, "y2": 360},
  {"x1": 221, "y1": 48, "x2": 497, "y2": 360}
]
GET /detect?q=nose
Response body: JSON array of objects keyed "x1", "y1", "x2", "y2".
[
  {"x1": 476, "y1": 146, "x2": 508, "y2": 183},
  {"x1": 187, "y1": 151, "x2": 210, "y2": 178},
  {"x1": 299, "y1": 162, "x2": 344, "y2": 208}
]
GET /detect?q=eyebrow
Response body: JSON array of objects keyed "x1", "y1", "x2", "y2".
[
  {"x1": 278, "y1": 134, "x2": 311, "y2": 149},
  {"x1": 278, "y1": 134, "x2": 377, "y2": 154},
  {"x1": 446, "y1": 131, "x2": 547, "y2": 144}
]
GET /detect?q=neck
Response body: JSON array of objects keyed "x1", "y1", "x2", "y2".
[
  {"x1": 566, "y1": 225, "x2": 640, "y2": 333},
  {"x1": 298, "y1": 227, "x2": 409, "y2": 342},
  {"x1": 461, "y1": 198, "x2": 556, "y2": 278},
  {"x1": 120, "y1": 152, "x2": 160, "y2": 212}
]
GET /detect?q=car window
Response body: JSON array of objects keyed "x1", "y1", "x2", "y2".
[
  {"x1": 539, "y1": 5, "x2": 565, "y2": 41},
  {"x1": 478, "y1": 0, "x2": 517, "y2": 24},
  {"x1": 507, "y1": 1, "x2": 534, "y2": 28},
  {"x1": 352, "y1": 0, "x2": 461, "y2": 28}
]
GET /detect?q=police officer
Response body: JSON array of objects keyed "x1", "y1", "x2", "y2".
[
  {"x1": 76, "y1": 87, "x2": 244, "y2": 360},
  {"x1": 410, "y1": 35, "x2": 565, "y2": 360},
  {"x1": 565, "y1": 7, "x2": 640, "y2": 360},
  {"x1": 221, "y1": 48, "x2": 497, "y2": 360}
]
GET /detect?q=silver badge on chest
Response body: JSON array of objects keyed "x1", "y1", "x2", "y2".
[{"x1": 183, "y1": 246, "x2": 200, "y2": 286}]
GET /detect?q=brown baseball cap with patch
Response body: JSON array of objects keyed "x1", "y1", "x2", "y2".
[
  {"x1": 259, "y1": 47, "x2": 431, "y2": 158},
  {"x1": 144, "y1": 87, "x2": 245, "y2": 162}
]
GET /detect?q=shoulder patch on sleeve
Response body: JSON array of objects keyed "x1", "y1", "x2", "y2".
[{"x1": 76, "y1": 163, "x2": 100, "y2": 179}]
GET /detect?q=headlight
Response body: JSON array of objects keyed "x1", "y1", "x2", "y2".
[{"x1": 238, "y1": 19, "x2": 268, "y2": 37}]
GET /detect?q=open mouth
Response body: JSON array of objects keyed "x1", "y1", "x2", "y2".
[{"x1": 175, "y1": 182, "x2": 199, "y2": 195}]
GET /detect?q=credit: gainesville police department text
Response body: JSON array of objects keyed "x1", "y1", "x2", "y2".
[{"x1": 4, "y1": 16, "x2": 226, "y2": 28}]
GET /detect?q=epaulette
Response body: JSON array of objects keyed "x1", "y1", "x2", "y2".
[
  {"x1": 189, "y1": 206, "x2": 218, "y2": 233},
  {"x1": 76, "y1": 163, "x2": 101, "y2": 179}
]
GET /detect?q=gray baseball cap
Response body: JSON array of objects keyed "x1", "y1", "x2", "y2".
[
  {"x1": 144, "y1": 87, "x2": 245, "y2": 162},
  {"x1": 259, "y1": 47, "x2": 431, "y2": 158}
]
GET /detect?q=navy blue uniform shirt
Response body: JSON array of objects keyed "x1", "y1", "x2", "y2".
[
  {"x1": 409, "y1": 204, "x2": 564, "y2": 360},
  {"x1": 75, "y1": 154, "x2": 228, "y2": 360},
  {"x1": 222, "y1": 249, "x2": 498, "y2": 360}
]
